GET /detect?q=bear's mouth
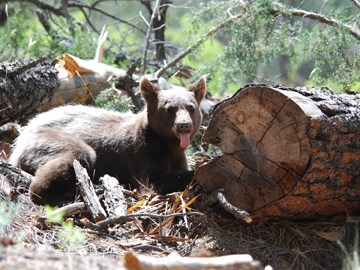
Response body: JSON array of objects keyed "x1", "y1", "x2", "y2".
[{"x1": 178, "y1": 133, "x2": 191, "y2": 149}]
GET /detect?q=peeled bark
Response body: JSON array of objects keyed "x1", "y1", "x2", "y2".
[{"x1": 194, "y1": 84, "x2": 360, "y2": 219}]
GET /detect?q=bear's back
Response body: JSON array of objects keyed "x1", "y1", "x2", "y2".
[{"x1": 9, "y1": 105, "x2": 138, "y2": 166}]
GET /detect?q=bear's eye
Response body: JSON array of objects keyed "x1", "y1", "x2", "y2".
[
  {"x1": 187, "y1": 105, "x2": 195, "y2": 113},
  {"x1": 166, "y1": 106, "x2": 178, "y2": 113}
]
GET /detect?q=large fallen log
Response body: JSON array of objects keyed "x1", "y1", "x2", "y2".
[
  {"x1": 0, "y1": 55, "x2": 129, "y2": 125},
  {"x1": 194, "y1": 84, "x2": 360, "y2": 219}
]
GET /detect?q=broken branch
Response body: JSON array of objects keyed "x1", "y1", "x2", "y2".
[
  {"x1": 83, "y1": 211, "x2": 204, "y2": 231},
  {"x1": 73, "y1": 159, "x2": 107, "y2": 222},
  {"x1": 124, "y1": 252, "x2": 262, "y2": 270}
]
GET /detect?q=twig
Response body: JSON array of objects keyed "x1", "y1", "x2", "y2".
[
  {"x1": 216, "y1": 190, "x2": 253, "y2": 223},
  {"x1": 203, "y1": 189, "x2": 253, "y2": 223},
  {"x1": 82, "y1": 211, "x2": 204, "y2": 231},
  {"x1": 69, "y1": 3, "x2": 146, "y2": 34},
  {"x1": 94, "y1": 25, "x2": 108, "y2": 62},
  {"x1": 41, "y1": 202, "x2": 87, "y2": 221}
]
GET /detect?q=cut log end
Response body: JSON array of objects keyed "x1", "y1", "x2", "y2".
[{"x1": 196, "y1": 86, "x2": 323, "y2": 212}]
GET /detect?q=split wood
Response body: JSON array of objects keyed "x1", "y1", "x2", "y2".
[{"x1": 73, "y1": 159, "x2": 107, "y2": 222}]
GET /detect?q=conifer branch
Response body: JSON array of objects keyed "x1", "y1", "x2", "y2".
[
  {"x1": 155, "y1": 13, "x2": 243, "y2": 78},
  {"x1": 281, "y1": 8, "x2": 360, "y2": 41},
  {"x1": 156, "y1": 2, "x2": 360, "y2": 78}
]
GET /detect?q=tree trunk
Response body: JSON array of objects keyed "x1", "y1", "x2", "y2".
[{"x1": 194, "y1": 84, "x2": 360, "y2": 219}]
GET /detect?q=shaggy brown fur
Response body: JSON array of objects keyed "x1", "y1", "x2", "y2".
[{"x1": 9, "y1": 77, "x2": 206, "y2": 205}]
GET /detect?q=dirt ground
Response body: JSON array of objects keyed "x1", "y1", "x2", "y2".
[{"x1": 1, "y1": 185, "x2": 358, "y2": 270}]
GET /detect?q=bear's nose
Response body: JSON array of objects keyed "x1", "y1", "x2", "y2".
[{"x1": 176, "y1": 122, "x2": 192, "y2": 133}]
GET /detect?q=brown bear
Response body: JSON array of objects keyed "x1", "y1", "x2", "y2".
[{"x1": 9, "y1": 76, "x2": 206, "y2": 205}]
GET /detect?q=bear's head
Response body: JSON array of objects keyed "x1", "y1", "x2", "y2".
[{"x1": 140, "y1": 77, "x2": 206, "y2": 149}]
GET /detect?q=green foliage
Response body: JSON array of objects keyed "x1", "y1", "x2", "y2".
[
  {"x1": 0, "y1": 0, "x2": 358, "y2": 93},
  {"x1": 0, "y1": 201, "x2": 21, "y2": 234},
  {"x1": 186, "y1": 0, "x2": 359, "y2": 92},
  {"x1": 95, "y1": 89, "x2": 132, "y2": 112},
  {"x1": 0, "y1": 3, "x2": 96, "y2": 61},
  {"x1": 45, "y1": 206, "x2": 86, "y2": 252},
  {"x1": 57, "y1": 221, "x2": 87, "y2": 252}
]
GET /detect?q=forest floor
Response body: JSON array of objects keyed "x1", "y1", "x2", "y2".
[{"x1": 0, "y1": 180, "x2": 359, "y2": 270}]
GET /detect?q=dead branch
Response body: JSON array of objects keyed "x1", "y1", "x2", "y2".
[
  {"x1": 124, "y1": 252, "x2": 262, "y2": 270},
  {"x1": 271, "y1": 3, "x2": 360, "y2": 40},
  {"x1": 41, "y1": 202, "x2": 87, "y2": 221},
  {"x1": 94, "y1": 25, "x2": 108, "y2": 63},
  {"x1": 114, "y1": 59, "x2": 143, "y2": 111},
  {"x1": 82, "y1": 211, "x2": 204, "y2": 231},
  {"x1": 202, "y1": 189, "x2": 253, "y2": 223},
  {"x1": 73, "y1": 159, "x2": 107, "y2": 222},
  {"x1": 350, "y1": 0, "x2": 360, "y2": 8}
]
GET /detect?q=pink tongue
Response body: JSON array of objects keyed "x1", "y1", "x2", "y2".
[{"x1": 179, "y1": 133, "x2": 191, "y2": 149}]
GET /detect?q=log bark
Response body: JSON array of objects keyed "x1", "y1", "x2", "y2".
[
  {"x1": 0, "y1": 58, "x2": 60, "y2": 125},
  {"x1": 194, "y1": 84, "x2": 360, "y2": 219},
  {"x1": 98, "y1": 174, "x2": 128, "y2": 217}
]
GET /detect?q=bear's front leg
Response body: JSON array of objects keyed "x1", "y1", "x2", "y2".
[{"x1": 151, "y1": 170, "x2": 194, "y2": 194}]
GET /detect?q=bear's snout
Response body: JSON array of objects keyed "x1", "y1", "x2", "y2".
[
  {"x1": 176, "y1": 122, "x2": 193, "y2": 134},
  {"x1": 174, "y1": 112, "x2": 193, "y2": 149}
]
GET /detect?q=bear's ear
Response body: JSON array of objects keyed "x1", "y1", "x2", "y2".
[
  {"x1": 140, "y1": 77, "x2": 160, "y2": 102},
  {"x1": 187, "y1": 77, "x2": 206, "y2": 104}
]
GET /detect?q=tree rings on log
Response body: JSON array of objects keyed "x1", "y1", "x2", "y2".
[{"x1": 195, "y1": 84, "x2": 360, "y2": 218}]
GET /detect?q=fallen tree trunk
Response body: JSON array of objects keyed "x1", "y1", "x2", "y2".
[
  {"x1": 0, "y1": 55, "x2": 129, "y2": 125},
  {"x1": 0, "y1": 58, "x2": 60, "y2": 125},
  {"x1": 194, "y1": 84, "x2": 360, "y2": 219}
]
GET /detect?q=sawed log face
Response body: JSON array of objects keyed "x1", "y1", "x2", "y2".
[{"x1": 194, "y1": 85, "x2": 360, "y2": 218}]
